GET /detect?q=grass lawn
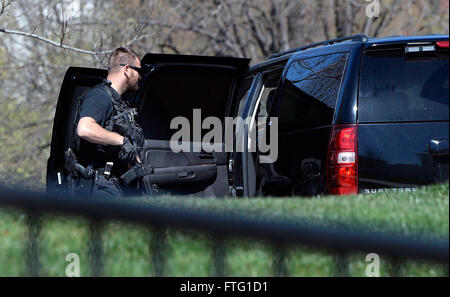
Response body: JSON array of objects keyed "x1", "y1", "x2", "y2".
[{"x1": 0, "y1": 183, "x2": 448, "y2": 277}]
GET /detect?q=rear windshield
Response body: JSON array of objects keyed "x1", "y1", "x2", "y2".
[{"x1": 358, "y1": 49, "x2": 449, "y2": 122}]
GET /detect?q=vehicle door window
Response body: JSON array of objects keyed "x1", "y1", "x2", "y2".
[
  {"x1": 235, "y1": 76, "x2": 254, "y2": 118},
  {"x1": 249, "y1": 71, "x2": 282, "y2": 150},
  {"x1": 276, "y1": 53, "x2": 348, "y2": 133}
]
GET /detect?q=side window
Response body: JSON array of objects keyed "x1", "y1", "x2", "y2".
[
  {"x1": 235, "y1": 76, "x2": 254, "y2": 117},
  {"x1": 277, "y1": 53, "x2": 348, "y2": 133},
  {"x1": 257, "y1": 71, "x2": 283, "y2": 118},
  {"x1": 248, "y1": 70, "x2": 283, "y2": 151}
]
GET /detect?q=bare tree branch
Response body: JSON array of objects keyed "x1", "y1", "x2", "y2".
[
  {"x1": 0, "y1": 0, "x2": 14, "y2": 16},
  {"x1": 0, "y1": 27, "x2": 151, "y2": 56}
]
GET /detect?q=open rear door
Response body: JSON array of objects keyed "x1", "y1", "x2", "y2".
[
  {"x1": 46, "y1": 67, "x2": 107, "y2": 193},
  {"x1": 47, "y1": 55, "x2": 250, "y2": 197},
  {"x1": 133, "y1": 53, "x2": 250, "y2": 196}
]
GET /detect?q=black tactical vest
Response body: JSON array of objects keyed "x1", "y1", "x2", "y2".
[
  {"x1": 72, "y1": 80, "x2": 144, "y2": 172},
  {"x1": 102, "y1": 81, "x2": 145, "y2": 167}
]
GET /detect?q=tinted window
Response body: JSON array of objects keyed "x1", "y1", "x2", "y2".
[
  {"x1": 139, "y1": 65, "x2": 235, "y2": 140},
  {"x1": 358, "y1": 50, "x2": 449, "y2": 122},
  {"x1": 277, "y1": 53, "x2": 348, "y2": 133},
  {"x1": 235, "y1": 76, "x2": 254, "y2": 117}
]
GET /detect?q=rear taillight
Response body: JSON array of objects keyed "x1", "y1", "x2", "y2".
[
  {"x1": 327, "y1": 124, "x2": 358, "y2": 195},
  {"x1": 436, "y1": 41, "x2": 449, "y2": 49}
]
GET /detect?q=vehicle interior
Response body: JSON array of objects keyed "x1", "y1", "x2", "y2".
[
  {"x1": 238, "y1": 69, "x2": 295, "y2": 197},
  {"x1": 136, "y1": 64, "x2": 234, "y2": 197}
]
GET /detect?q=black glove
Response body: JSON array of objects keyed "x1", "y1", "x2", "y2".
[{"x1": 119, "y1": 136, "x2": 137, "y2": 164}]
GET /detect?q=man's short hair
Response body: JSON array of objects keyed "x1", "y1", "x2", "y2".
[{"x1": 108, "y1": 47, "x2": 141, "y2": 74}]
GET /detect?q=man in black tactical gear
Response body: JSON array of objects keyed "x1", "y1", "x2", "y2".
[{"x1": 76, "y1": 47, "x2": 144, "y2": 198}]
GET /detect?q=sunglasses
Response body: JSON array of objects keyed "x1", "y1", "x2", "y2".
[{"x1": 120, "y1": 63, "x2": 144, "y2": 75}]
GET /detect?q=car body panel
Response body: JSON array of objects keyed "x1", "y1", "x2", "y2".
[
  {"x1": 358, "y1": 122, "x2": 449, "y2": 192},
  {"x1": 357, "y1": 40, "x2": 449, "y2": 193}
]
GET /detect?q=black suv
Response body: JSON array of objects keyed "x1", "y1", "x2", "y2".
[{"x1": 47, "y1": 34, "x2": 449, "y2": 197}]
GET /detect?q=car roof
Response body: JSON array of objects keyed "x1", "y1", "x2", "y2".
[
  {"x1": 249, "y1": 54, "x2": 293, "y2": 74},
  {"x1": 365, "y1": 34, "x2": 449, "y2": 47},
  {"x1": 251, "y1": 34, "x2": 449, "y2": 71}
]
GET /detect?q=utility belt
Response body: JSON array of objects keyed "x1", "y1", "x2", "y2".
[
  {"x1": 65, "y1": 150, "x2": 112, "y2": 179},
  {"x1": 78, "y1": 162, "x2": 115, "y2": 180},
  {"x1": 65, "y1": 148, "x2": 157, "y2": 196}
]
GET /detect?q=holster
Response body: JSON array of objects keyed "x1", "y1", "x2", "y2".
[{"x1": 64, "y1": 148, "x2": 97, "y2": 196}]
